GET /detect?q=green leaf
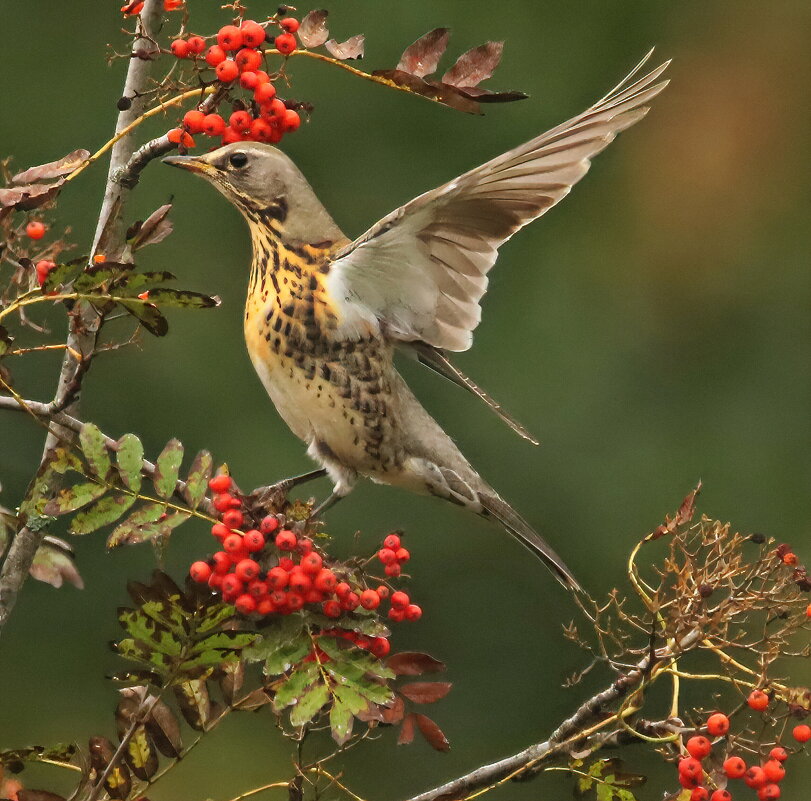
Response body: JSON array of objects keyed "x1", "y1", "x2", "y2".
[
  {"x1": 41, "y1": 262, "x2": 82, "y2": 292},
  {"x1": 245, "y1": 616, "x2": 310, "y2": 676},
  {"x1": 333, "y1": 684, "x2": 370, "y2": 715},
  {"x1": 0, "y1": 744, "x2": 76, "y2": 772},
  {"x1": 48, "y1": 447, "x2": 83, "y2": 475},
  {"x1": 115, "y1": 434, "x2": 144, "y2": 491},
  {"x1": 74, "y1": 265, "x2": 121, "y2": 291},
  {"x1": 142, "y1": 288, "x2": 220, "y2": 309},
  {"x1": 119, "y1": 300, "x2": 169, "y2": 337},
  {"x1": 183, "y1": 450, "x2": 212, "y2": 509},
  {"x1": 120, "y1": 271, "x2": 177, "y2": 292},
  {"x1": 112, "y1": 638, "x2": 173, "y2": 674},
  {"x1": 117, "y1": 609, "x2": 182, "y2": 656},
  {"x1": 154, "y1": 439, "x2": 184, "y2": 499},
  {"x1": 43, "y1": 481, "x2": 106, "y2": 515},
  {"x1": 273, "y1": 663, "x2": 319, "y2": 711},
  {"x1": 107, "y1": 503, "x2": 166, "y2": 548},
  {"x1": 329, "y1": 698, "x2": 354, "y2": 745},
  {"x1": 70, "y1": 493, "x2": 136, "y2": 535},
  {"x1": 196, "y1": 602, "x2": 237, "y2": 634},
  {"x1": 289, "y1": 682, "x2": 330, "y2": 727},
  {"x1": 79, "y1": 423, "x2": 111, "y2": 479}
]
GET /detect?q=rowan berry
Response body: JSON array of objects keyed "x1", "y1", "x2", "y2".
[
  {"x1": 223, "y1": 533, "x2": 244, "y2": 554},
  {"x1": 706, "y1": 713, "x2": 731, "y2": 737},
  {"x1": 222, "y1": 509, "x2": 243, "y2": 529},
  {"x1": 170, "y1": 39, "x2": 190, "y2": 58},
  {"x1": 289, "y1": 570, "x2": 312, "y2": 594},
  {"x1": 723, "y1": 756, "x2": 747, "y2": 778},
  {"x1": 221, "y1": 574, "x2": 243, "y2": 595},
  {"x1": 686, "y1": 736, "x2": 712, "y2": 760},
  {"x1": 388, "y1": 607, "x2": 405, "y2": 622},
  {"x1": 758, "y1": 785, "x2": 780, "y2": 800},
  {"x1": 341, "y1": 592, "x2": 360, "y2": 611},
  {"x1": 297, "y1": 537, "x2": 313, "y2": 554},
  {"x1": 260, "y1": 515, "x2": 280, "y2": 535},
  {"x1": 250, "y1": 118, "x2": 274, "y2": 142},
  {"x1": 691, "y1": 789, "x2": 709, "y2": 801},
  {"x1": 280, "y1": 109, "x2": 300, "y2": 133},
  {"x1": 395, "y1": 547, "x2": 410, "y2": 563},
  {"x1": 247, "y1": 578, "x2": 267, "y2": 597},
  {"x1": 257, "y1": 597, "x2": 275, "y2": 615},
  {"x1": 280, "y1": 17, "x2": 299, "y2": 33},
  {"x1": 793, "y1": 724, "x2": 811, "y2": 743},
  {"x1": 274, "y1": 32, "x2": 296, "y2": 54},
  {"x1": 769, "y1": 747, "x2": 788, "y2": 762},
  {"x1": 275, "y1": 529, "x2": 297, "y2": 550},
  {"x1": 244, "y1": 530, "x2": 265, "y2": 551},
  {"x1": 360, "y1": 589, "x2": 380, "y2": 610},
  {"x1": 208, "y1": 572, "x2": 224, "y2": 589},
  {"x1": 762, "y1": 760, "x2": 785, "y2": 783},
  {"x1": 254, "y1": 82, "x2": 277, "y2": 105},
  {"x1": 383, "y1": 533, "x2": 401, "y2": 550},
  {"x1": 378, "y1": 548, "x2": 397, "y2": 565},
  {"x1": 205, "y1": 45, "x2": 227, "y2": 66},
  {"x1": 26, "y1": 221, "x2": 46, "y2": 240},
  {"x1": 216, "y1": 59, "x2": 239, "y2": 83},
  {"x1": 240, "y1": 20, "x2": 266, "y2": 48},
  {"x1": 229, "y1": 110, "x2": 252, "y2": 134},
  {"x1": 390, "y1": 591, "x2": 409, "y2": 609},
  {"x1": 209, "y1": 474, "x2": 232, "y2": 493},
  {"x1": 183, "y1": 109, "x2": 206, "y2": 133},
  {"x1": 269, "y1": 589, "x2": 286, "y2": 606},
  {"x1": 213, "y1": 493, "x2": 234, "y2": 512},
  {"x1": 384, "y1": 563, "x2": 401, "y2": 577},
  {"x1": 93, "y1": 253, "x2": 106, "y2": 263},
  {"x1": 235, "y1": 559, "x2": 260, "y2": 582},
  {"x1": 806, "y1": 603, "x2": 811, "y2": 618},
  {"x1": 189, "y1": 561, "x2": 211, "y2": 583},
  {"x1": 164, "y1": 0, "x2": 183, "y2": 10},
  {"x1": 267, "y1": 566, "x2": 289, "y2": 589},
  {"x1": 210, "y1": 551, "x2": 229, "y2": 573},
  {"x1": 335, "y1": 582, "x2": 351, "y2": 598},
  {"x1": 376, "y1": 585, "x2": 390, "y2": 599},
  {"x1": 314, "y1": 569, "x2": 337, "y2": 593},
  {"x1": 278, "y1": 557, "x2": 295, "y2": 571},
  {"x1": 323, "y1": 599, "x2": 341, "y2": 618},
  {"x1": 748, "y1": 690, "x2": 770, "y2": 711},
  {"x1": 121, "y1": 1, "x2": 144, "y2": 14},
  {"x1": 267, "y1": 97, "x2": 287, "y2": 117},
  {"x1": 405, "y1": 604, "x2": 422, "y2": 621},
  {"x1": 287, "y1": 591, "x2": 305, "y2": 611},
  {"x1": 745, "y1": 767, "x2": 767, "y2": 789},
  {"x1": 187, "y1": 35, "x2": 206, "y2": 54},
  {"x1": 240, "y1": 71, "x2": 260, "y2": 90},
  {"x1": 710, "y1": 792, "x2": 732, "y2": 801},
  {"x1": 216, "y1": 25, "x2": 243, "y2": 51},
  {"x1": 35, "y1": 260, "x2": 55, "y2": 287},
  {"x1": 235, "y1": 594, "x2": 256, "y2": 614},
  {"x1": 211, "y1": 523, "x2": 229, "y2": 541},
  {"x1": 235, "y1": 47, "x2": 262, "y2": 73},
  {"x1": 300, "y1": 552, "x2": 323, "y2": 574},
  {"x1": 370, "y1": 637, "x2": 390, "y2": 658}
]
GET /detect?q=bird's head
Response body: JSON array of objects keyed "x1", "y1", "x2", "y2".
[{"x1": 163, "y1": 142, "x2": 343, "y2": 244}]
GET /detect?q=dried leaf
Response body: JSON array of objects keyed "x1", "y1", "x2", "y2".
[
  {"x1": 442, "y1": 41, "x2": 503, "y2": 87},
  {"x1": 380, "y1": 694, "x2": 405, "y2": 724},
  {"x1": 324, "y1": 34, "x2": 364, "y2": 60},
  {"x1": 298, "y1": 10, "x2": 329, "y2": 48},
  {"x1": 173, "y1": 680, "x2": 211, "y2": 731},
  {"x1": 124, "y1": 726, "x2": 158, "y2": 781},
  {"x1": 131, "y1": 204, "x2": 173, "y2": 250},
  {"x1": 413, "y1": 713, "x2": 450, "y2": 751},
  {"x1": 371, "y1": 70, "x2": 481, "y2": 114},
  {"x1": 397, "y1": 713, "x2": 415, "y2": 745},
  {"x1": 0, "y1": 180, "x2": 64, "y2": 211},
  {"x1": 145, "y1": 696, "x2": 183, "y2": 758},
  {"x1": 30, "y1": 537, "x2": 84, "y2": 589},
  {"x1": 0, "y1": 325, "x2": 13, "y2": 358},
  {"x1": 398, "y1": 681, "x2": 452, "y2": 704},
  {"x1": 676, "y1": 482, "x2": 702, "y2": 526},
  {"x1": 397, "y1": 28, "x2": 450, "y2": 77},
  {"x1": 387, "y1": 652, "x2": 446, "y2": 676},
  {"x1": 12, "y1": 150, "x2": 90, "y2": 184}
]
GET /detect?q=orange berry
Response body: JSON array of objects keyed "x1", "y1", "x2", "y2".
[
  {"x1": 189, "y1": 561, "x2": 211, "y2": 583},
  {"x1": 235, "y1": 594, "x2": 256, "y2": 615},
  {"x1": 202, "y1": 113, "x2": 226, "y2": 136},
  {"x1": 235, "y1": 47, "x2": 262, "y2": 72},
  {"x1": 183, "y1": 109, "x2": 206, "y2": 133},
  {"x1": 769, "y1": 747, "x2": 788, "y2": 762},
  {"x1": 280, "y1": 108, "x2": 300, "y2": 132},
  {"x1": 187, "y1": 35, "x2": 206, "y2": 54},
  {"x1": 274, "y1": 32, "x2": 296, "y2": 54},
  {"x1": 280, "y1": 17, "x2": 299, "y2": 33},
  {"x1": 216, "y1": 25, "x2": 243, "y2": 51},
  {"x1": 686, "y1": 736, "x2": 712, "y2": 760},
  {"x1": 240, "y1": 20, "x2": 266, "y2": 48},
  {"x1": 93, "y1": 253, "x2": 106, "y2": 263},
  {"x1": 792, "y1": 724, "x2": 811, "y2": 743},
  {"x1": 208, "y1": 474, "x2": 232, "y2": 493},
  {"x1": 748, "y1": 690, "x2": 770, "y2": 711},
  {"x1": 762, "y1": 760, "x2": 785, "y2": 783},
  {"x1": 170, "y1": 39, "x2": 189, "y2": 58},
  {"x1": 710, "y1": 792, "x2": 731, "y2": 801},
  {"x1": 205, "y1": 45, "x2": 227, "y2": 67},
  {"x1": 26, "y1": 221, "x2": 46, "y2": 240},
  {"x1": 360, "y1": 589, "x2": 380, "y2": 609},
  {"x1": 706, "y1": 713, "x2": 730, "y2": 737},
  {"x1": 215, "y1": 59, "x2": 239, "y2": 82},
  {"x1": 757, "y1": 785, "x2": 780, "y2": 800},
  {"x1": 723, "y1": 756, "x2": 747, "y2": 779},
  {"x1": 167, "y1": 128, "x2": 194, "y2": 147}
]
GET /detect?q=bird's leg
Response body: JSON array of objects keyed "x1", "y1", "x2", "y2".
[
  {"x1": 249, "y1": 468, "x2": 328, "y2": 513},
  {"x1": 309, "y1": 489, "x2": 344, "y2": 520}
]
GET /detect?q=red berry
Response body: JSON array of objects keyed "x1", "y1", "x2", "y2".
[
  {"x1": 744, "y1": 767, "x2": 767, "y2": 789},
  {"x1": 297, "y1": 537, "x2": 313, "y2": 554},
  {"x1": 390, "y1": 591, "x2": 409, "y2": 609},
  {"x1": 222, "y1": 509, "x2": 243, "y2": 529},
  {"x1": 383, "y1": 533, "x2": 401, "y2": 550},
  {"x1": 222, "y1": 126, "x2": 244, "y2": 145},
  {"x1": 213, "y1": 492, "x2": 234, "y2": 512},
  {"x1": 706, "y1": 713, "x2": 730, "y2": 737},
  {"x1": 289, "y1": 570, "x2": 312, "y2": 594},
  {"x1": 240, "y1": 20, "x2": 266, "y2": 48},
  {"x1": 278, "y1": 557, "x2": 295, "y2": 571},
  {"x1": 216, "y1": 25, "x2": 243, "y2": 51},
  {"x1": 384, "y1": 563, "x2": 402, "y2": 578},
  {"x1": 793, "y1": 724, "x2": 811, "y2": 743},
  {"x1": 280, "y1": 17, "x2": 299, "y2": 33},
  {"x1": 250, "y1": 118, "x2": 275, "y2": 142},
  {"x1": 247, "y1": 578, "x2": 267, "y2": 597},
  {"x1": 223, "y1": 533, "x2": 243, "y2": 554},
  {"x1": 35, "y1": 260, "x2": 55, "y2": 287},
  {"x1": 267, "y1": 566, "x2": 289, "y2": 589},
  {"x1": 209, "y1": 474, "x2": 232, "y2": 493},
  {"x1": 405, "y1": 604, "x2": 422, "y2": 621},
  {"x1": 287, "y1": 591, "x2": 305, "y2": 611},
  {"x1": 769, "y1": 747, "x2": 788, "y2": 763},
  {"x1": 691, "y1": 789, "x2": 709, "y2": 801},
  {"x1": 168, "y1": 128, "x2": 194, "y2": 148},
  {"x1": 376, "y1": 585, "x2": 390, "y2": 599},
  {"x1": 762, "y1": 760, "x2": 785, "y2": 783},
  {"x1": 360, "y1": 589, "x2": 380, "y2": 610},
  {"x1": 189, "y1": 561, "x2": 211, "y2": 583},
  {"x1": 335, "y1": 582, "x2": 351, "y2": 598},
  {"x1": 240, "y1": 71, "x2": 260, "y2": 90},
  {"x1": 275, "y1": 529, "x2": 297, "y2": 550},
  {"x1": 235, "y1": 47, "x2": 262, "y2": 72},
  {"x1": 395, "y1": 547, "x2": 410, "y2": 562},
  {"x1": 212, "y1": 551, "x2": 231, "y2": 574},
  {"x1": 341, "y1": 592, "x2": 360, "y2": 611},
  {"x1": 202, "y1": 113, "x2": 226, "y2": 136},
  {"x1": 710, "y1": 792, "x2": 732, "y2": 801},
  {"x1": 205, "y1": 45, "x2": 227, "y2": 66},
  {"x1": 323, "y1": 599, "x2": 341, "y2": 618},
  {"x1": 243, "y1": 529, "x2": 265, "y2": 551},
  {"x1": 257, "y1": 597, "x2": 275, "y2": 615},
  {"x1": 748, "y1": 690, "x2": 769, "y2": 711},
  {"x1": 235, "y1": 558, "x2": 260, "y2": 582},
  {"x1": 26, "y1": 221, "x2": 46, "y2": 240},
  {"x1": 679, "y1": 758, "x2": 703, "y2": 780},
  {"x1": 314, "y1": 569, "x2": 337, "y2": 593},
  {"x1": 254, "y1": 82, "x2": 277, "y2": 106},
  {"x1": 187, "y1": 35, "x2": 206, "y2": 54},
  {"x1": 378, "y1": 548, "x2": 397, "y2": 565},
  {"x1": 215, "y1": 59, "x2": 239, "y2": 82},
  {"x1": 266, "y1": 97, "x2": 287, "y2": 118},
  {"x1": 300, "y1": 552, "x2": 323, "y2": 574},
  {"x1": 221, "y1": 574, "x2": 243, "y2": 596},
  {"x1": 211, "y1": 523, "x2": 230, "y2": 541},
  {"x1": 723, "y1": 756, "x2": 747, "y2": 779},
  {"x1": 388, "y1": 607, "x2": 405, "y2": 622},
  {"x1": 208, "y1": 572, "x2": 224, "y2": 590},
  {"x1": 686, "y1": 736, "x2": 712, "y2": 760},
  {"x1": 229, "y1": 110, "x2": 253, "y2": 134},
  {"x1": 806, "y1": 603, "x2": 811, "y2": 618},
  {"x1": 235, "y1": 594, "x2": 256, "y2": 615},
  {"x1": 370, "y1": 637, "x2": 390, "y2": 658},
  {"x1": 183, "y1": 109, "x2": 206, "y2": 133},
  {"x1": 280, "y1": 109, "x2": 300, "y2": 133},
  {"x1": 260, "y1": 515, "x2": 280, "y2": 535},
  {"x1": 170, "y1": 39, "x2": 190, "y2": 58},
  {"x1": 757, "y1": 785, "x2": 780, "y2": 800},
  {"x1": 163, "y1": 0, "x2": 183, "y2": 9},
  {"x1": 274, "y1": 32, "x2": 296, "y2": 54}
]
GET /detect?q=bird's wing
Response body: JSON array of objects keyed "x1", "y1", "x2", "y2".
[{"x1": 325, "y1": 52, "x2": 669, "y2": 352}]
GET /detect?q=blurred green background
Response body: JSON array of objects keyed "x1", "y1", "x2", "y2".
[{"x1": 1, "y1": 1, "x2": 809, "y2": 799}]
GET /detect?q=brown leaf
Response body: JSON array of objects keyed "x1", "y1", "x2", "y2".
[
  {"x1": 442, "y1": 41, "x2": 503, "y2": 87},
  {"x1": 324, "y1": 34, "x2": 365, "y2": 60},
  {"x1": 12, "y1": 150, "x2": 90, "y2": 184},
  {"x1": 414, "y1": 713, "x2": 450, "y2": 751},
  {"x1": 398, "y1": 681, "x2": 452, "y2": 704},
  {"x1": 0, "y1": 180, "x2": 64, "y2": 211},
  {"x1": 216, "y1": 660, "x2": 244, "y2": 705},
  {"x1": 387, "y1": 652, "x2": 446, "y2": 676},
  {"x1": 455, "y1": 87, "x2": 528, "y2": 103},
  {"x1": 30, "y1": 536, "x2": 84, "y2": 589},
  {"x1": 233, "y1": 687, "x2": 272, "y2": 711},
  {"x1": 675, "y1": 481, "x2": 702, "y2": 526},
  {"x1": 397, "y1": 28, "x2": 450, "y2": 77},
  {"x1": 124, "y1": 726, "x2": 158, "y2": 781},
  {"x1": 173, "y1": 680, "x2": 210, "y2": 731},
  {"x1": 372, "y1": 70, "x2": 481, "y2": 114},
  {"x1": 131, "y1": 204, "x2": 173, "y2": 250},
  {"x1": 88, "y1": 737, "x2": 131, "y2": 800},
  {"x1": 298, "y1": 10, "x2": 329, "y2": 48},
  {"x1": 145, "y1": 698, "x2": 183, "y2": 758},
  {"x1": 380, "y1": 694, "x2": 405, "y2": 724},
  {"x1": 397, "y1": 713, "x2": 415, "y2": 745}
]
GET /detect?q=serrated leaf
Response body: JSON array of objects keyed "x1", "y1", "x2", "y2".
[
  {"x1": 290, "y1": 682, "x2": 330, "y2": 726},
  {"x1": 119, "y1": 300, "x2": 169, "y2": 336},
  {"x1": 117, "y1": 608, "x2": 181, "y2": 655},
  {"x1": 397, "y1": 28, "x2": 450, "y2": 77},
  {"x1": 191, "y1": 631, "x2": 255, "y2": 655},
  {"x1": 48, "y1": 447, "x2": 83, "y2": 475},
  {"x1": 332, "y1": 684, "x2": 369, "y2": 715},
  {"x1": 387, "y1": 652, "x2": 446, "y2": 676},
  {"x1": 107, "y1": 503, "x2": 166, "y2": 548},
  {"x1": 43, "y1": 481, "x2": 107, "y2": 515},
  {"x1": 108, "y1": 669, "x2": 163, "y2": 686},
  {"x1": 324, "y1": 35, "x2": 364, "y2": 60},
  {"x1": 274, "y1": 663, "x2": 319, "y2": 711},
  {"x1": 441, "y1": 41, "x2": 503, "y2": 87},
  {"x1": 41, "y1": 262, "x2": 83, "y2": 292},
  {"x1": 173, "y1": 680, "x2": 211, "y2": 730},
  {"x1": 142, "y1": 288, "x2": 220, "y2": 309},
  {"x1": 298, "y1": 9, "x2": 329, "y2": 48},
  {"x1": 79, "y1": 423, "x2": 111, "y2": 479},
  {"x1": 120, "y1": 271, "x2": 177, "y2": 292},
  {"x1": 112, "y1": 638, "x2": 172, "y2": 673},
  {"x1": 115, "y1": 434, "x2": 144, "y2": 491},
  {"x1": 398, "y1": 681, "x2": 452, "y2": 704},
  {"x1": 319, "y1": 639, "x2": 395, "y2": 681},
  {"x1": 12, "y1": 149, "x2": 90, "y2": 183},
  {"x1": 153, "y1": 439, "x2": 183, "y2": 499},
  {"x1": 74, "y1": 265, "x2": 120, "y2": 291},
  {"x1": 330, "y1": 698, "x2": 354, "y2": 745},
  {"x1": 183, "y1": 450, "x2": 212, "y2": 509},
  {"x1": 70, "y1": 492, "x2": 136, "y2": 534}
]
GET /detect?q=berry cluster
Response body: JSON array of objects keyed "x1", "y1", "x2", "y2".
[
  {"x1": 188, "y1": 474, "x2": 422, "y2": 633},
  {"x1": 166, "y1": 17, "x2": 304, "y2": 149},
  {"x1": 675, "y1": 710, "x2": 811, "y2": 800},
  {"x1": 376, "y1": 532, "x2": 410, "y2": 578}
]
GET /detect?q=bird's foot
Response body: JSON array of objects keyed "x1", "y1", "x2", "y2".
[{"x1": 248, "y1": 468, "x2": 327, "y2": 515}]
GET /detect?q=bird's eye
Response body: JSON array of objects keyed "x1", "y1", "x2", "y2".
[{"x1": 229, "y1": 152, "x2": 249, "y2": 169}]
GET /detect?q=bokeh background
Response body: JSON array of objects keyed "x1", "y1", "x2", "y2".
[{"x1": 1, "y1": 1, "x2": 809, "y2": 799}]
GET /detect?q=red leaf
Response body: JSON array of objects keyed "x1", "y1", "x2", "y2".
[
  {"x1": 12, "y1": 149, "x2": 90, "y2": 184},
  {"x1": 399, "y1": 681, "x2": 452, "y2": 704},
  {"x1": 380, "y1": 694, "x2": 405, "y2": 724},
  {"x1": 442, "y1": 41, "x2": 503, "y2": 87},
  {"x1": 298, "y1": 10, "x2": 329, "y2": 48},
  {"x1": 387, "y1": 651, "x2": 446, "y2": 676},
  {"x1": 397, "y1": 713, "x2": 416, "y2": 745},
  {"x1": 397, "y1": 28, "x2": 450, "y2": 78},
  {"x1": 324, "y1": 34, "x2": 365, "y2": 60},
  {"x1": 414, "y1": 713, "x2": 450, "y2": 751}
]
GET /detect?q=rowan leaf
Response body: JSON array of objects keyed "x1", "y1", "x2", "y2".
[
  {"x1": 397, "y1": 28, "x2": 450, "y2": 77},
  {"x1": 0, "y1": 325, "x2": 12, "y2": 357},
  {"x1": 146, "y1": 696, "x2": 183, "y2": 757},
  {"x1": 41, "y1": 262, "x2": 83, "y2": 292},
  {"x1": 119, "y1": 300, "x2": 169, "y2": 336},
  {"x1": 131, "y1": 203, "x2": 173, "y2": 250},
  {"x1": 142, "y1": 288, "x2": 220, "y2": 309},
  {"x1": 289, "y1": 682, "x2": 330, "y2": 726},
  {"x1": 324, "y1": 34, "x2": 364, "y2": 60},
  {"x1": 371, "y1": 69, "x2": 481, "y2": 114},
  {"x1": 70, "y1": 492, "x2": 136, "y2": 534},
  {"x1": 74, "y1": 265, "x2": 120, "y2": 291},
  {"x1": 0, "y1": 180, "x2": 64, "y2": 211},
  {"x1": 120, "y1": 271, "x2": 177, "y2": 292},
  {"x1": 0, "y1": 744, "x2": 76, "y2": 773},
  {"x1": 387, "y1": 652, "x2": 446, "y2": 676},
  {"x1": 413, "y1": 713, "x2": 450, "y2": 751},
  {"x1": 12, "y1": 149, "x2": 90, "y2": 184},
  {"x1": 154, "y1": 439, "x2": 183, "y2": 499},
  {"x1": 273, "y1": 663, "x2": 319, "y2": 711},
  {"x1": 298, "y1": 9, "x2": 329, "y2": 48},
  {"x1": 442, "y1": 41, "x2": 503, "y2": 87},
  {"x1": 30, "y1": 537, "x2": 84, "y2": 589},
  {"x1": 183, "y1": 449, "x2": 212, "y2": 509},
  {"x1": 124, "y1": 726, "x2": 158, "y2": 780},
  {"x1": 107, "y1": 503, "x2": 166, "y2": 548},
  {"x1": 115, "y1": 433, "x2": 144, "y2": 491},
  {"x1": 398, "y1": 713, "x2": 416, "y2": 745},
  {"x1": 43, "y1": 481, "x2": 107, "y2": 515},
  {"x1": 173, "y1": 680, "x2": 211, "y2": 730},
  {"x1": 329, "y1": 697, "x2": 354, "y2": 745},
  {"x1": 398, "y1": 681, "x2": 452, "y2": 704},
  {"x1": 79, "y1": 423, "x2": 111, "y2": 479}
]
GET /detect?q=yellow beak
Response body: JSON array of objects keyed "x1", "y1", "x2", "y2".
[{"x1": 162, "y1": 155, "x2": 215, "y2": 175}]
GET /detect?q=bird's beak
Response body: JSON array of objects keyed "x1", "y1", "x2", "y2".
[{"x1": 162, "y1": 155, "x2": 215, "y2": 175}]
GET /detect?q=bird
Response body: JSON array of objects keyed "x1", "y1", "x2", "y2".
[{"x1": 164, "y1": 53, "x2": 669, "y2": 592}]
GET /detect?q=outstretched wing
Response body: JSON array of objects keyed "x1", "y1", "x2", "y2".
[{"x1": 326, "y1": 52, "x2": 669, "y2": 351}]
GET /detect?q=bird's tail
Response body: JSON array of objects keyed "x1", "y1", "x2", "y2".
[{"x1": 478, "y1": 491, "x2": 583, "y2": 592}]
